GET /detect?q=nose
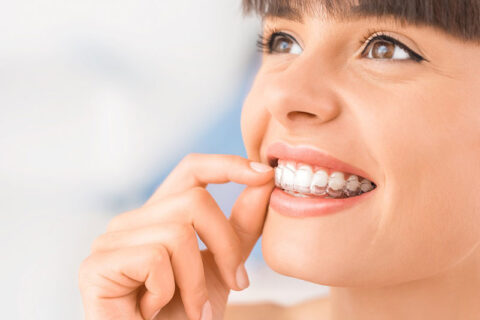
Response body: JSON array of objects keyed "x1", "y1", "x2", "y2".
[{"x1": 263, "y1": 57, "x2": 342, "y2": 130}]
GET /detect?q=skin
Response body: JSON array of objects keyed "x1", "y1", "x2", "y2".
[{"x1": 78, "y1": 7, "x2": 480, "y2": 320}]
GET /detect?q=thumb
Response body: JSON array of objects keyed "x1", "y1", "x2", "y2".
[{"x1": 228, "y1": 179, "x2": 275, "y2": 260}]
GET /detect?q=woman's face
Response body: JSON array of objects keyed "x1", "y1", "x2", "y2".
[{"x1": 241, "y1": 13, "x2": 480, "y2": 287}]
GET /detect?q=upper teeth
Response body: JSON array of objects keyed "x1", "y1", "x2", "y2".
[{"x1": 274, "y1": 160, "x2": 375, "y2": 198}]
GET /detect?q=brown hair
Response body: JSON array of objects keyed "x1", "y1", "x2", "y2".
[{"x1": 242, "y1": 0, "x2": 480, "y2": 42}]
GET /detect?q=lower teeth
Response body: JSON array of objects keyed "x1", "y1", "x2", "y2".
[
  {"x1": 283, "y1": 188, "x2": 367, "y2": 199},
  {"x1": 283, "y1": 189, "x2": 337, "y2": 198},
  {"x1": 284, "y1": 190, "x2": 311, "y2": 198}
]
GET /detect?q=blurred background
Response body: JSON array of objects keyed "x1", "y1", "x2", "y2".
[{"x1": 0, "y1": 0, "x2": 328, "y2": 318}]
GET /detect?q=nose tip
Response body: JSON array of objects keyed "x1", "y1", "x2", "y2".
[
  {"x1": 264, "y1": 74, "x2": 342, "y2": 129},
  {"x1": 275, "y1": 97, "x2": 341, "y2": 128}
]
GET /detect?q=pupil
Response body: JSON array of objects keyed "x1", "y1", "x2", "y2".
[{"x1": 373, "y1": 41, "x2": 394, "y2": 59}]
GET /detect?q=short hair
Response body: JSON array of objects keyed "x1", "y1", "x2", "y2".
[{"x1": 242, "y1": 0, "x2": 480, "y2": 42}]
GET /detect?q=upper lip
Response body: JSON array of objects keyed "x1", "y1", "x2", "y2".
[{"x1": 265, "y1": 141, "x2": 376, "y2": 183}]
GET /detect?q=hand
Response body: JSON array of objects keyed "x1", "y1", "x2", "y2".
[{"x1": 78, "y1": 154, "x2": 274, "y2": 320}]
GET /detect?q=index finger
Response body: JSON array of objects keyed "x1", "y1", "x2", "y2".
[{"x1": 144, "y1": 153, "x2": 274, "y2": 206}]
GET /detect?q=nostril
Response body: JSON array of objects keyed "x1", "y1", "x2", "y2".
[{"x1": 287, "y1": 111, "x2": 318, "y2": 121}]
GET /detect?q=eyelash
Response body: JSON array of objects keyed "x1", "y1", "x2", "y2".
[
  {"x1": 256, "y1": 27, "x2": 287, "y2": 53},
  {"x1": 360, "y1": 31, "x2": 425, "y2": 62},
  {"x1": 256, "y1": 29, "x2": 426, "y2": 63}
]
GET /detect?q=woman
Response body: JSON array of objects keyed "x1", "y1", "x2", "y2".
[{"x1": 78, "y1": 0, "x2": 480, "y2": 319}]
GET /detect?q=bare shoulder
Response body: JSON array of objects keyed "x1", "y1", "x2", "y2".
[{"x1": 224, "y1": 296, "x2": 330, "y2": 320}]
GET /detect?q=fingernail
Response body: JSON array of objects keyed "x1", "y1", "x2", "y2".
[
  {"x1": 200, "y1": 300, "x2": 212, "y2": 320},
  {"x1": 249, "y1": 161, "x2": 272, "y2": 173},
  {"x1": 236, "y1": 263, "x2": 250, "y2": 290},
  {"x1": 151, "y1": 308, "x2": 161, "y2": 320}
]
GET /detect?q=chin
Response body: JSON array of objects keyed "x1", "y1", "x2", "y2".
[
  {"x1": 260, "y1": 206, "x2": 462, "y2": 289},
  {"x1": 261, "y1": 207, "x2": 370, "y2": 287}
]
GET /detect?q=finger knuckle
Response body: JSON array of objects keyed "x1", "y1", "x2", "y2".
[
  {"x1": 90, "y1": 236, "x2": 104, "y2": 253},
  {"x1": 170, "y1": 224, "x2": 195, "y2": 247},
  {"x1": 164, "y1": 280, "x2": 176, "y2": 303},
  {"x1": 90, "y1": 232, "x2": 114, "y2": 253},
  {"x1": 181, "y1": 153, "x2": 202, "y2": 167},
  {"x1": 78, "y1": 256, "x2": 91, "y2": 277},
  {"x1": 220, "y1": 154, "x2": 242, "y2": 167},
  {"x1": 184, "y1": 280, "x2": 208, "y2": 302},
  {"x1": 106, "y1": 216, "x2": 120, "y2": 232},
  {"x1": 147, "y1": 245, "x2": 168, "y2": 266},
  {"x1": 188, "y1": 186, "x2": 211, "y2": 204},
  {"x1": 78, "y1": 254, "x2": 100, "y2": 289},
  {"x1": 170, "y1": 222, "x2": 192, "y2": 235},
  {"x1": 227, "y1": 154, "x2": 243, "y2": 163},
  {"x1": 230, "y1": 218, "x2": 255, "y2": 240},
  {"x1": 106, "y1": 207, "x2": 139, "y2": 232}
]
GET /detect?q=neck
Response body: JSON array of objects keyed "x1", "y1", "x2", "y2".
[{"x1": 328, "y1": 249, "x2": 480, "y2": 320}]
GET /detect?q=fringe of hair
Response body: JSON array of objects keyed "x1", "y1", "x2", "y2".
[{"x1": 242, "y1": 0, "x2": 480, "y2": 42}]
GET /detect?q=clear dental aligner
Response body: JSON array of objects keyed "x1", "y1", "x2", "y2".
[{"x1": 274, "y1": 160, "x2": 376, "y2": 199}]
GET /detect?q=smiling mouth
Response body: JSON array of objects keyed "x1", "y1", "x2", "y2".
[{"x1": 271, "y1": 158, "x2": 377, "y2": 199}]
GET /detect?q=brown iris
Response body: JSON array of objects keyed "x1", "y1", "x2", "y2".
[
  {"x1": 370, "y1": 40, "x2": 395, "y2": 59},
  {"x1": 271, "y1": 35, "x2": 294, "y2": 53}
]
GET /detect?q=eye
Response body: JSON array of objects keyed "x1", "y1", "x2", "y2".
[
  {"x1": 257, "y1": 31, "x2": 303, "y2": 55},
  {"x1": 361, "y1": 34, "x2": 425, "y2": 62}
]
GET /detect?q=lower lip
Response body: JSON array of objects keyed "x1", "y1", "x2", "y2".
[{"x1": 269, "y1": 187, "x2": 376, "y2": 218}]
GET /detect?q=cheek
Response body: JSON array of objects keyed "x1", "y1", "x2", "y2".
[
  {"x1": 376, "y1": 82, "x2": 480, "y2": 271},
  {"x1": 386, "y1": 81, "x2": 480, "y2": 277},
  {"x1": 240, "y1": 85, "x2": 271, "y2": 159}
]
